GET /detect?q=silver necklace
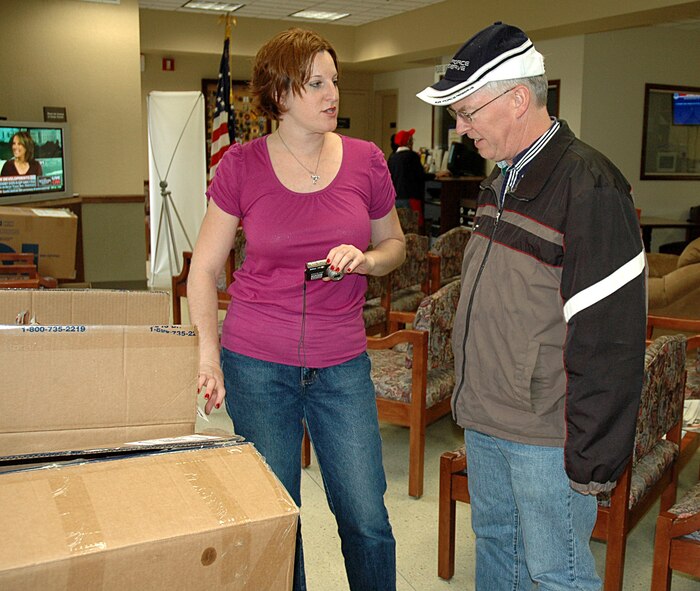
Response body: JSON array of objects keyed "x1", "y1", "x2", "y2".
[{"x1": 277, "y1": 130, "x2": 325, "y2": 185}]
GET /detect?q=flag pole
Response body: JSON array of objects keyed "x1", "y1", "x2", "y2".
[
  {"x1": 226, "y1": 16, "x2": 235, "y2": 115},
  {"x1": 209, "y1": 14, "x2": 237, "y2": 182}
]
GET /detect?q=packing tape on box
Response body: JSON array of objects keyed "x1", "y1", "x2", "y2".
[
  {"x1": 178, "y1": 446, "x2": 298, "y2": 587},
  {"x1": 48, "y1": 472, "x2": 107, "y2": 587},
  {"x1": 177, "y1": 453, "x2": 249, "y2": 527}
]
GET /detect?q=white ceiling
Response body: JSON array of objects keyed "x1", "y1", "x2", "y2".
[{"x1": 138, "y1": 0, "x2": 447, "y2": 26}]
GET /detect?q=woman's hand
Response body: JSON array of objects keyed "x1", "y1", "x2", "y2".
[
  {"x1": 326, "y1": 244, "x2": 374, "y2": 277},
  {"x1": 198, "y1": 359, "x2": 225, "y2": 415}
]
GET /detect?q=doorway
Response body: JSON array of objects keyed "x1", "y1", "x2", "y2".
[{"x1": 373, "y1": 89, "x2": 398, "y2": 158}]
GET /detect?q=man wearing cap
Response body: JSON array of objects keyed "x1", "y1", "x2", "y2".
[
  {"x1": 387, "y1": 128, "x2": 430, "y2": 228},
  {"x1": 417, "y1": 22, "x2": 646, "y2": 590}
]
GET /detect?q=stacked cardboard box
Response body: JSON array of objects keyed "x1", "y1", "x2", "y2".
[
  {"x1": 0, "y1": 289, "x2": 298, "y2": 589},
  {"x1": 0, "y1": 206, "x2": 78, "y2": 279},
  {"x1": 0, "y1": 289, "x2": 194, "y2": 455},
  {"x1": 0, "y1": 288, "x2": 170, "y2": 326},
  {"x1": 0, "y1": 441, "x2": 297, "y2": 589},
  {"x1": 0, "y1": 323, "x2": 200, "y2": 455}
]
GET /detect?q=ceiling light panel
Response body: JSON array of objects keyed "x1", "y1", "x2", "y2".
[
  {"x1": 138, "y1": 0, "x2": 448, "y2": 26},
  {"x1": 182, "y1": 1, "x2": 243, "y2": 12},
  {"x1": 290, "y1": 10, "x2": 349, "y2": 21}
]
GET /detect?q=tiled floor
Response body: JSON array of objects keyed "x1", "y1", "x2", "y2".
[{"x1": 197, "y1": 401, "x2": 700, "y2": 590}]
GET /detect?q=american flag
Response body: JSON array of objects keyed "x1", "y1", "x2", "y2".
[{"x1": 209, "y1": 24, "x2": 234, "y2": 181}]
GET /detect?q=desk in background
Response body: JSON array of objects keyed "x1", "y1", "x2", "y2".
[
  {"x1": 639, "y1": 216, "x2": 700, "y2": 252},
  {"x1": 425, "y1": 176, "x2": 484, "y2": 235}
]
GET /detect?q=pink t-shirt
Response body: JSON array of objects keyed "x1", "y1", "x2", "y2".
[{"x1": 207, "y1": 134, "x2": 395, "y2": 368}]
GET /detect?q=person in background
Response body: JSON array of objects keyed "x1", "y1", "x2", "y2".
[
  {"x1": 389, "y1": 132, "x2": 398, "y2": 153},
  {"x1": 417, "y1": 22, "x2": 646, "y2": 591},
  {"x1": 188, "y1": 27, "x2": 403, "y2": 591},
  {"x1": 387, "y1": 128, "x2": 431, "y2": 231},
  {"x1": 1, "y1": 131, "x2": 43, "y2": 177}
]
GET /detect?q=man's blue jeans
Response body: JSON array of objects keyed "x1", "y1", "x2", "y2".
[
  {"x1": 222, "y1": 349, "x2": 396, "y2": 591},
  {"x1": 465, "y1": 429, "x2": 601, "y2": 591}
]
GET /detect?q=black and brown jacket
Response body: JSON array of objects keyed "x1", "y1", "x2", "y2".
[{"x1": 452, "y1": 120, "x2": 647, "y2": 493}]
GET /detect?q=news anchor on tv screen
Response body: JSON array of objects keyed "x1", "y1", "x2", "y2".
[{"x1": 1, "y1": 131, "x2": 43, "y2": 177}]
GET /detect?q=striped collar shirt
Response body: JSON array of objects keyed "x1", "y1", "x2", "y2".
[{"x1": 498, "y1": 117, "x2": 561, "y2": 204}]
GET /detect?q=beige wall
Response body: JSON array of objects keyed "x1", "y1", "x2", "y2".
[
  {"x1": 536, "y1": 36, "x2": 585, "y2": 135},
  {"x1": 580, "y1": 26, "x2": 700, "y2": 249},
  {"x1": 140, "y1": 52, "x2": 220, "y2": 181},
  {"x1": 374, "y1": 67, "x2": 435, "y2": 152},
  {"x1": 0, "y1": 0, "x2": 143, "y2": 197},
  {"x1": 82, "y1": 201, "x2": 146, "y2": 283}
]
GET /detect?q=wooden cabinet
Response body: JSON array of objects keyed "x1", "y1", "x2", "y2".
[{"x1": 425, "y1": 177, "x2": 483, "y2": 235}]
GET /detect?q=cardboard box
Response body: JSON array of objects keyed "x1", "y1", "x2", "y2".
[
  {"x1": 0, "y1": 325, "x2": 199, "y2": 456},
  {"x1": 0, "y1": 206, "x2": 78, "y2": 279},
  {"x1": 0, "y1": 441, "x2": 298, "y2": 590},
  {"x1": 0, "y1": 289, "x2": 170, "y2": 326}
]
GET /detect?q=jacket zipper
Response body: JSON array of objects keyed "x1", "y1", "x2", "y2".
[{"x1": 452, "y1": 187, "x2": 504, "y2": 419}]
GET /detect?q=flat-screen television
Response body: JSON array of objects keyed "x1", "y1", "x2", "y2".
[
  {"x1": 447, "y1": 141, "x2": 485, "y2": 177},
  {"x1": 672, "y1": 93, "x2": 700, "y2": 125},
  {"x1": 0, "y1": 120, "x2": 73, "y2": 205}
]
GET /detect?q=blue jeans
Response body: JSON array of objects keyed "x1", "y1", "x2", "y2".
[
  {"x1": 222, "y1": 349, "x2": 396, "y2": 591},
  {"x1": 465, "y1": 429, "x2": 601, "y2": 591}
]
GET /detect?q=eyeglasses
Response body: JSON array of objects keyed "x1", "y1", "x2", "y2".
[{"x1": 446, "y1": 87, "x2": 516, "y2": 124}]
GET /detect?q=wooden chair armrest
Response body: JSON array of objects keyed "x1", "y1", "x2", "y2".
[
  {"x1": 441, "y1": 448, "x2": 467, "y2": 473},
  {"x1": 0, "y1": 264, "x2": 38, "y2": 277},
  {"x1": 0, "y1": 278, "x2": 41, "y2": 288},
  {"x1": 38, "y1": 276, "x2": 58, "y2": 289},
  {"x1": 367, "y1": 328, "x2": 424, "y2": 350},
  {"x1": 663, "y1": 508, "x2": 700, "y2": 538},
  {"x1": 647, "y1": 314, "x2": 700, "y2": 334},
  {"x1": 387, "y1": 310, "x2": 416, "y2": 332},
  {"x1": 172, "y1": 251, "x2": 193, "y2": 287},
  {"x1": 0, "y1": 253, "x2": 35, "y2": 264}
]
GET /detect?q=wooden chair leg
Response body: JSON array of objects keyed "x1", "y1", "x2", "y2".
[
  {"x1": 438, "y1": 453, "x2": 457, "y2": 579},
  {"x1": 603, "y1": 469, "x2": 631, "y2": 591},
  {"x1": 407, "y1": 400, "x2": 426, "y2": 498},
  {"x1": 651, "y1": 512, "x2": 674, "y2": 591},
  {"x1": 407, "y1": 427, "x2": 425, "y2": 498},
  {"x1": 407, "y1": 343, "x2": 428, "y2": 498},
  {"x1": 172, "y1": 289, "x2": 182, "y2": 324},
  {"x1": 301, "y1": 422, "x2": 311, "y2": 468},
  {"x1": 679, "y1": 431, "x2": 699, "y2": 473}
]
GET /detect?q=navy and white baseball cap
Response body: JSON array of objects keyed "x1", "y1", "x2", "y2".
[{"x1": 417, "y1": 22, "x2": 545, "y2": 106}]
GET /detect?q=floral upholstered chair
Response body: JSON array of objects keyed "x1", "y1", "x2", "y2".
[
  {"x1": 363, "y1": 273, "x2": 390, "y2": 336},
  {"x1": 651, "y1": 477, "x2": 700, "y2": 589},
  {"x1": 428, "y1": 226, "x2": 471, "y2": 293},
  {"x1": 396, "y1": 207, "x2": 420, "y2": 235},
  {"x1": 647, "y1": 315, "x2": 700, "y2": 474},
  {"x1": 367, "y1": 279, "x2": 459, "y2": 497},
  {"x1": 388, "y1": 233, "x2": 431, "y2": 317},
  {"x1": 592, "y1": 334, "x2": 687, "y2": 591},
  {"x1": 437, "y1": 334, "x2": 687, "y2": 587}
]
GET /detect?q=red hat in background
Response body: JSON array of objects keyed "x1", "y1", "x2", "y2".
[{"x1": 394, "y1": 128, "x2": 415, "y2": 147}]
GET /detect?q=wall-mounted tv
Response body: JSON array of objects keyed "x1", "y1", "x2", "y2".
[
  {"x1": 672, "y1": 92, "x2": 700, "y2": 125},
  {"x1": 0, "y1": 120, "x2": 73, "y2": 205}
]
